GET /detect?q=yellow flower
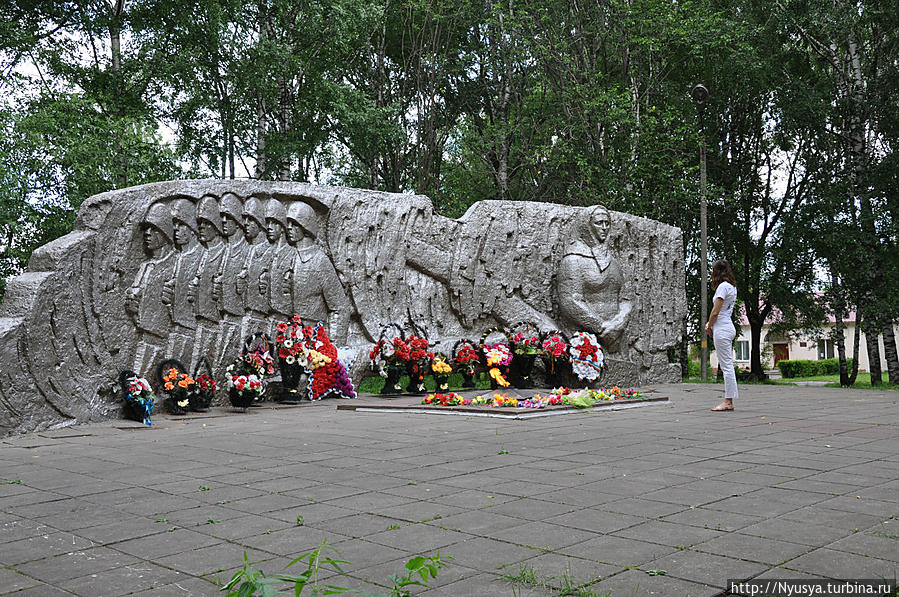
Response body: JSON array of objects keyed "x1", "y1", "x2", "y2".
[
  {"x1": 177, "y1": 399, "x2": 189, "y2": 408},
  {"x1": 489, "y1": 368, "x2": 510, "y2": 387},
  {"x1": 432, "y1": 361, "x2": 452, "y2": 374}
]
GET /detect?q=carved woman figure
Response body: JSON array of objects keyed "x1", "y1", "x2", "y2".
[{"x1": 556, "y1": 205, "x2": 632, "y2": 352}]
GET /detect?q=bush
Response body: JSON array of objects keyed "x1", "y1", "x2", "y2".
[
  {"x1": 687, "y1": 360, "x2": 701, "y2": 378},
  {"x1": 777, "y1": 358, "x2": 854, "y2": 378},
  {"x1": 817, "y1": 358, "x2": 854, "y2": 375}
]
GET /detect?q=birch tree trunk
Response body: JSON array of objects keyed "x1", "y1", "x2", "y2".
[
  {"x1": 881, "y1": 324, "x2": 899, "y2": 385},
  {"x1": 829, "y1": 265, "x2": 852, "y2": 387},
  {"x1": 109, "y1": 0, "x2": 126, "y2": 187},
  {"x1": 863, "y1": 320, "x2": 882, "y2": 385},
  {"x1": 850, "y1": 316, "x2": 861, "y2": 385},
  {"x1": 255, "y1": 0, "x2": 268, "y2": 179}
]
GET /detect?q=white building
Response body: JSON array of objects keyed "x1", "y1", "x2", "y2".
[{"x1": 709, "y1": 307, "x2": 897, "y2": 373}]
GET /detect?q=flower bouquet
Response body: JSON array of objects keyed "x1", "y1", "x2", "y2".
[
  {"x1": 369, "y1": 323, "x2": 410, "y2": 394},
  {"x1": 304, "y1": 323, "x2": 356, "y2": 401},
  {"x1": 191, "y1": 356, "x2": 216, "y2": 411},
  {"x1": 603, "y1": 386, "x2": 643, "y2": 400},
  {"x1": 239, "y1": 332, "x2": 276, "y2": 404},
  {"x1": 508, "y1": 321, "x2": 543, "y2": 388},
  {"x1": 480, "y1": 327, "x2": 512, "y2": 389},
  {"x1": 225, "y1": 360, "x2": 265, "y2": 409},
  {"x1": 431, "y1": 352, "x2": 452, "y2": 392},
  {"x1": 243, "y1": 332, "x2": 276, "y2": 375},
  {"x1": 421, "y1": 392, "x2": 466, "y2": 406},
  {"x1": 569, "y1": 331, "x2": 605, "y2": 384},
  {"x1": 405, "y1": 323, "x2": 433, "y2": 395},
  {"x1": 540, "y1": 330, "x2": 571, "y2": 388},
  {"x1": 119, "y1": 370, "x2": 155, "y2": 425},
  {"x1": 275, "y1": 317, "x2": 314, "y2": 402},
  {"x1": 452, "y1": 339, "x2": 480, "y2": 388},
  {"x1": 156, "y1": 359, "x2": 196, "y2": 415}
]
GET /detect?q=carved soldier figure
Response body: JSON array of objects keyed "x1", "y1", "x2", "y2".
[
  {"x1": 286, "y1": 202, "x2": 350, "y2": 344},
  {"x1": 557, "y1": 205, "x2": 632, "y2": 352},
  {"x1": 213, "y1": 192, "x2": 250, "y2": 363},
  {"x1": 126, "y1": 202, "x2": 176, "y2": 377},
  {"x1": 265, "y1": 199, "x2": 295, "y2": 324},
  {"x1": 189, "y1": 195, "x2": 226, "y2": 367},
  {"x1": 164, "y1": 197, "x2": 203, "y2": 364},
  {"x1": 239, "y1": 195, "x2": 273, "y2": 342}
]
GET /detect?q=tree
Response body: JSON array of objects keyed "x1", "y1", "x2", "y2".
[{"x1": 775, "y1": 0, "x2": 899, "y2": 384}]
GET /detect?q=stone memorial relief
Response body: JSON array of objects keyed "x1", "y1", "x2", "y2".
[{"x1": 0, "y1": 181, "x2": 685, "y2": 435}]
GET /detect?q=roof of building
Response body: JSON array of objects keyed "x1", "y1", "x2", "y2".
[{"x1": 736, "y1": 303, "x2": 857, "y2": 327}]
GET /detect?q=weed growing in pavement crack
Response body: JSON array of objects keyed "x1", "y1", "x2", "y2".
[
  {"x1": 503, "y1": 563, "x2": 610, "y2": 597},
  {"x1": 221, "y1": 540, "x2": 451, "y2": 597}
]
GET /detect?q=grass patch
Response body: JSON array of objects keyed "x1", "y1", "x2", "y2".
[
  {"x1": 824, "y1": 379, "x2": 899, "y2": 390},
  {"x1": 684, "y1": 373, "x2": 899, "y2": 390},
  {"x1": 357, "y1": 371, "x2": 493, "y2": 393},
  {"x1": 683, "y1": 377, "x2": 779, "y2": 386},
  {"x1": 501, "y1": 563, "x2": 610, "y2": 597}
]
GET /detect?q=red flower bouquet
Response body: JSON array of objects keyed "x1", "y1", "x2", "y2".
[
  {"x1": 404, "y1": 333, "x2": 433, "y2": 394},
  {"x1": 305, "y1": 323, "x2": 356, "y2": 401}
]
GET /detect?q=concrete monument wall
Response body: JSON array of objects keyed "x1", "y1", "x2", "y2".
[{"x1": 0, "y1": 180, "x2": 686, "y2": 435}]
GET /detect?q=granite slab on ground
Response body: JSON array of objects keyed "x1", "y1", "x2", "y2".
[
  {"x1": 340, "y1": 389, "x2": 670, "y2": 419},
  {"x1": 1, "y1": 383, "x2": 897, "y2": 596}
]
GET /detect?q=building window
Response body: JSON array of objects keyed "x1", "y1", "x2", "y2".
[
  {"x1": 735, "y1": 340, "x2": 750, "y2": 361},
  {"x1": 818, "y1": 339, "x2": 834, "y2": 359},
  {"x1": 799, "y1": 342, "x2": 807, "y2": 348}
]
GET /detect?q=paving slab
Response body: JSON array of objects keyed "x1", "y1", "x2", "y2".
[
  {"x1": 641, "y1": 549, "x2": 768, "y2": 588},
  {"x1": 1, "y1": 382, "x2": 897, "y2": 595},
  {"x1": 587, "y1": 567, "x2": 720, "y2": 596},
  {"x1": 782, "y1": 547, "x2": 899, "y2": 579}
]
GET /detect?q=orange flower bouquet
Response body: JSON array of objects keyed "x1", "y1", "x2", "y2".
[{"x1": 156, "y1": 359, "x2": 197, "y2": 415}]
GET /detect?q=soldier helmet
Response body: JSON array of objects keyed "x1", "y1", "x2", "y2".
[
  {"x1": 142, "y1": 202, "x2": 173, "y2": 243},
  {"x1": 220, "y1": 192, "x2": 243, "y2": 220},
  {"x1": 170, "y1": 197, "x2": 198, "y2": 234},
  {"x1": 287, "y1": 202, "x2": 319, "y2": 238},
  {"x1": 197, "y1": 195, "x2": 223, "y2": 233},
  {"x1": 243, "y1": 195, "x2": 266, "y2": 228},
  {"x1": 265, "y1": 199, "x2": 288, "y2": 229}
]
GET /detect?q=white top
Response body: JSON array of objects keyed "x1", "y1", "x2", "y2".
[{"x1": 712, "y1": 281, "x2": 737, "y2": 330}]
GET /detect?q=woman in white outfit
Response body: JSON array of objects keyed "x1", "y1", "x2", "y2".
[{"x1": 705, "y1": 259, "x2": 739, "y2": 411}]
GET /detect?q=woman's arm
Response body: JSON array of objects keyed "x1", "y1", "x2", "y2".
[{"x1": 705, "y1": 297, "x2": 724, "y2": 336}]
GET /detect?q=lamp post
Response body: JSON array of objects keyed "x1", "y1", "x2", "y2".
[{"x1": 692, "y1": 83, "x2": 709, "y2": 380}]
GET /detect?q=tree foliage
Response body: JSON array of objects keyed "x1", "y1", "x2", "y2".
[{"x1": 0, "y1": 0, "x2": 896, "y2": 383}]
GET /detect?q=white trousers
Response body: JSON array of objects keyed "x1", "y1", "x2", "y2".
[{"x1": 713, "y1": 323, "x2": 739, "y2": 399}]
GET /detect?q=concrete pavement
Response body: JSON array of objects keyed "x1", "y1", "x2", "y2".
[{"x1": 1, "y1": 383, "x2": 897, "y2": 596}]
